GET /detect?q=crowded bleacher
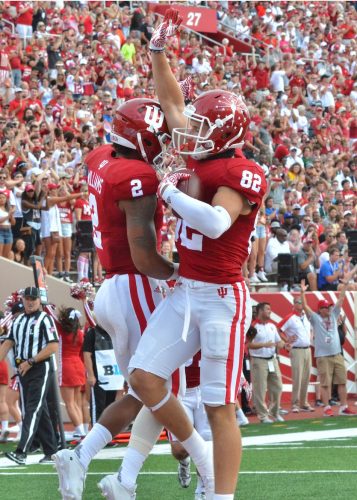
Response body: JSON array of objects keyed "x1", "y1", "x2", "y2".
[{"x1": 0, "y1": 1, "x2": 355, "y2": 291}]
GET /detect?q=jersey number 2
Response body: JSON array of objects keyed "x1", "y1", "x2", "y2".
[{"x1": 88, "y1": 193, "x2": 102, "y2": 249}]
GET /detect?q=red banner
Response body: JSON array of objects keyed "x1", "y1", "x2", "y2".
[
  {"x1": 251, "y1": 291, "x2": 357, "y2": 400},
  {"x1": 149, "y1": 3, "x2": 217, "y2": 33}
]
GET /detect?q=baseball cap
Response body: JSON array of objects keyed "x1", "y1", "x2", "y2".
[
  {"x1": 48, "y1": 183, "x2": 59, "y2": 190},
  {"x1": 25, "y1": 184, "x2": 35, "y2": 192},
  {"x1": 317, "y1": 299, "x2": 332, "y2": 310},
  {"x1": 14, "y1": 87, "x2": 22, "y2": 92},
  {"x1": 293, "y1": 204, "x2": 301, "y2": 210},
  {"x1": 271, "y1": 221, "x2": 281, "y2": 229},
  {"x1": 59, "y1": 172, "x2": 71, "y2": 179},
  {"x1": 23, "y1": 287, "x2": 40, "y2": 299},
  {"x1": 343, "y1": 210, "x2": 352, "y2": 217},
  {"x1": 284, "y1": 212, "x2": 293, "y2": 219}
]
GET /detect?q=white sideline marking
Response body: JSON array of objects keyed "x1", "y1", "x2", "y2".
[
  {"x1": 1, "y1": 470, "x2": 357, "y2": 476},
  {"x1": 1, "y1": 426, "x2": 357, "y2": 468}
]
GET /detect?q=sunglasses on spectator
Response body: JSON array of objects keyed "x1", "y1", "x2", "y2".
[{"x1": 303, "y1": 218, "x2": 311, "y2": 222}]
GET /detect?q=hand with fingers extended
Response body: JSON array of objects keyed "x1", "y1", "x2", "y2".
[
  {"x1": 157, "y1": 169, "x2": 190, "y2": 201},
  {"x1": 178, "y1": 75, "x2": 194, "y2": 101},
  {"x1": 300, "y1": 279, "x2": 308, "y2": 293},
  {"x1": 149, "y1": 8, "x2": 183, "y2": 52}
]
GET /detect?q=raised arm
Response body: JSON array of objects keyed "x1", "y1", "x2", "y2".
[
  {"x1": 119, "y1": 195, "x2": 177, "y2": 280},
  {"x1": 300, "y1": 279, "x2": 313, "y2": 317},
  {"x1": 336, "y1": 265, "x2": 357, "y2": 309},
  {"x1": 149, "y1": 9, "x2": 186, "y2": 132}
]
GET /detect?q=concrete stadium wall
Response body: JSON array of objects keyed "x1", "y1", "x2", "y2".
[{"x1": 0, "y1": 257, "x2": 84, "y2": 314}]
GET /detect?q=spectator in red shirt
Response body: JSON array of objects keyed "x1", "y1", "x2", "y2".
[
  {"x1": 14, "y1": 2, "x2": 33, "y2": 47},
  {"x1": 8, "y1": 88, "x2": 27, "y2": 121}
]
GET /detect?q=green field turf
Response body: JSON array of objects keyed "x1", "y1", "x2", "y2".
[{"x1": 1, "y1": 417, "x2": 357, "y2": 499}]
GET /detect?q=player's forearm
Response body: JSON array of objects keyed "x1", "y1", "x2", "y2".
[
  {"x1": 132, "y1": 247, "x2": 178, "y2": 280},
  {"x1": 151, "y1": 52, "x2": 184, "y2": 114},
  {"x1": 162, "y1": 185, "x2": 231, "y2": 239}
]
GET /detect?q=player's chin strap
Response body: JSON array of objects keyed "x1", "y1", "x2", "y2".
[{"x1": 161, "y1": 184, "x2": 232, "y2": 239}]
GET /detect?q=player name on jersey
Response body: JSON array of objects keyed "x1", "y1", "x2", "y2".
[{"x1": 88, "y1": 170, "x2": 104, "y2": 195}]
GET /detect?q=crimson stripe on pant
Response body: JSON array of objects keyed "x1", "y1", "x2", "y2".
[
  {"x1": 141, "y1": 275, "x2": 156, "y2": 313},
  {"x1": 129, "y1": 275, "x2": 147, "y2": 333},
  {"x1": 225, "y1": 282, "x2": 246, "y2": 404}
]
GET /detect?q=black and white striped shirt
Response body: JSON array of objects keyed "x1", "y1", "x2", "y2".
[{"x1": 8, "y1": 311, "x2": 58, "y2": 360}]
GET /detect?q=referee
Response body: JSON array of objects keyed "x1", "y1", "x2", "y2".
[{"x1": 0, "y1": 286, "x2": 59, "y2": 465}]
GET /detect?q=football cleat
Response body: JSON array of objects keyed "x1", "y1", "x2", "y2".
[
  {"x1": 178, "y1": 457, "x2": 191, "y2": 488},
  {"x1": 98, "y1": 474, "x2": 136, "y2": 499},
  {"x1": 52, "y1": 449, "x2": 86, "y2": 500}
]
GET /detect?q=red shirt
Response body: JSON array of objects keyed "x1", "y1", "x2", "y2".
[
  {"x1": 75, "y1": 197, "x2": 91, "y2": 220},
  {"x1": 177, "y1": 152, "x2": 267, "y2": 283},
  {"x1": 58, "y1": 202, "x2": 73, "y2": 224},
  {"x1": 8, "y1": 98, "x2": 27, "y2": 121},
  {"x1": 86, "y1": 145, "x2": 162, "y2": 277},
  {"x1": 252, "y1": 67, "x2": 269, "y2": 89},
  {"x1": 15, "y1": 2, "x2": 33, "y2": 25}
]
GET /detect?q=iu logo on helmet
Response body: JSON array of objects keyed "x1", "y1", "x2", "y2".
[
  {"x1": 144, "y1": 105, "x2": 164, "y2": 133},
  {"x1": 217, "y1": 287, "x2": 228, "y2": 298}
]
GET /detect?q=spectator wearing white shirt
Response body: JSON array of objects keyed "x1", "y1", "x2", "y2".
[
  {"x1": 319, "y1": 76, "x2": 335, "y2": 110},
  {"x1": 270, "y1": 63, "x2": 286, "y2": 94},
  {"x1": 192, "y1": 54, "x2": 212, "y2": 75},
  {"x1": 285, "y1": 147, "x2": 304, "y2": 169},
  {"x1": 264, "y1": 228, "x2": 291, "y2": 273},
  {"x1": 278, "y1": 297, "x2": 313, "y2": 413},
  {"x1": 247, "y1": 303, "x2": 285, "y2": 423}
]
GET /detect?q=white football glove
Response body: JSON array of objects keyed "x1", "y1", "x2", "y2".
[{"x1": 149, "y1": 8, "x2": 183, "y2": 52}]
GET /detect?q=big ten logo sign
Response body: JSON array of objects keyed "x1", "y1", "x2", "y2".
[{"x1": 102, "y1": 363, "x2": 121, "y2": 376}]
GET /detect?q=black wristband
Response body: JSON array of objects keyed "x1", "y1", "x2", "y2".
[
  {"x1": 150, "y1": 48, "x2": 165, "y2": 53},
  {"x1": 28, "y1": 357, "x2": 36, "y2": 366}
]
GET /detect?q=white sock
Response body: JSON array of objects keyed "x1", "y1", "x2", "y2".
[
  {"x1": 181, "y1": 430, "x2": 211, "y2": 477},
  {"x1": 77, "y1": 256, "x2": 89, "y2": 281},
  {"x1": 1, "y1": 420, "x2": 8, "y2": 432},
  {"x1": 214, "y1": 495, "x2": 234, "y2": 499},
  {"x1": 236, "y1": 409, "x2": 244, "y2": 418},
  {"x1": 75, "y1": 424, "x2": 85, "y2": 436},
  {"x1": 340, "y1": 404, "x2": 347, "y2": 411},
  {"x1": 83, "y1": 423, "x2": 89, "y2": 434},
  {"x1": 119, "y1": 406, "x2": 163, "y2": 490},
  {"x1": 83, "y1": 258, "x2": 89, "y2": 279},
  {"x1": 119, "y1": 448, "x2": 145, "y2": 491},
  {"x1": 75, "y1": 423, "x2": 112, "y2": 470}
]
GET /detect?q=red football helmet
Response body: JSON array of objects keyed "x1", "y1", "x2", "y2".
[
  {"x1": 110, "y1": 98, "x2": 171, "y2": 167},
  {"x1": 173, "y1": 90, "x2": 250, "y2": 158}
]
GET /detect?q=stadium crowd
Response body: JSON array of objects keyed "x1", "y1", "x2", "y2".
[{"x1": 0, "y1": 1, "x2": 356, "y2": 291}]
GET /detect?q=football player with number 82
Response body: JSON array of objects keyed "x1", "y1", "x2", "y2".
[{"x1": 128, "y1": 8, "x2": 267, "y2": 500}]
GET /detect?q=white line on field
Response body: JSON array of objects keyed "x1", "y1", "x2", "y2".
[{"x1": 1, "y1": 470, "x2": 357, "y2": 476}]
